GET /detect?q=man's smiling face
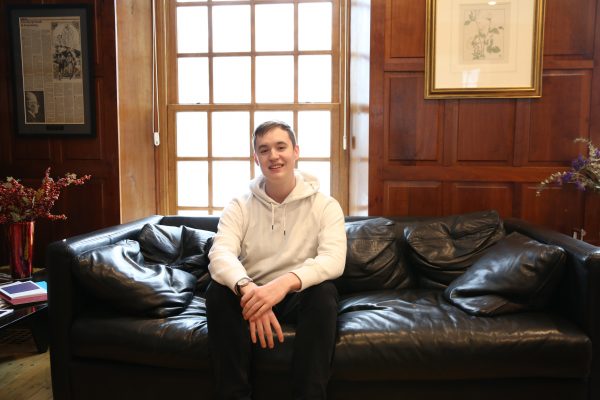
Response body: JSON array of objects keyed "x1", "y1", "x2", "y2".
[{"x1": 254, "y1": 127, "x2": 299, "y2": 184}]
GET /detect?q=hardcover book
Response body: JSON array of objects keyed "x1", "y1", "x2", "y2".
[
  {"x1": 0, "y1": 298, "x2": 13, "y2": 318},
  {"x1": 0, "y1": 280, "x2": 47, "y2": 305}
]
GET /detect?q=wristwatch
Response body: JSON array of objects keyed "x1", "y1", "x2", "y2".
[{"x1": 235, "y1": 277, "x2": 253, "y2": 296}]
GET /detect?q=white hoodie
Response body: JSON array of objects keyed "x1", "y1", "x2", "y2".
[{"x1": 208, "y1": 170, "x2": 347, "y2": 293}]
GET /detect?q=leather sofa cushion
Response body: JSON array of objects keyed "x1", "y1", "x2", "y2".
[
  {"x1": 405, "y1": 210, "x2": 505, "y2": 289},
  {"x1": 75, "y1": 240, "x2": 196, "y2": 317},
  {"x1": 138, "y1": 224, "x2": 215, "y2": 292},
  {"x1": 333, "y1": 290, "x2": 591, "y2": 381},
  {"x1": 335, "y1": 218, "x2": 412, "y2": 294},
  {"x1": 444, "y1": 232, "x2": 566, "y2": 316},
  {"x1": 71, "y1": 297, "x2": 211, "y2": 370},
  {"x1": 70, "y1": 290, "x2": 591, "y2": 381}
]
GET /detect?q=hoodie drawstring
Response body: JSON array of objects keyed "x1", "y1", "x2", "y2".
[
  {"x1": 271, "y1": 203, "x2": 275, "y2": 231},
  {"x1": 282, "y1": 205, "x2": 287, "y2": 236},
  {"x1": 270, "y1": 203, "x2": 287, "y2": 236}
]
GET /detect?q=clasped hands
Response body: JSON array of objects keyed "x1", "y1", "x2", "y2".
[{"x1": 239, "y1": 273, "x2": 301, "y2": 349}]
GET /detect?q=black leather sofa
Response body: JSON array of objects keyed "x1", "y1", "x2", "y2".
[{"x1": 46, "y1": 211, "x2": 600, "y2": 400}]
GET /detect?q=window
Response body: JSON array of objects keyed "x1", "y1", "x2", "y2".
[{"x1": 158, "y1": 0, "x2": 347, "y2": 215}]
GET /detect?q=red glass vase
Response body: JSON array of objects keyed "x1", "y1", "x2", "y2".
[{"x1": 8, "y1": 221, "x2": 35, "y2": 280}]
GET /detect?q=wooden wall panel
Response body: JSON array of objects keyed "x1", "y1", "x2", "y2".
[
  {"x1": 369, "y1": 0, "x2": 600, "y2": 244},
  {"x1": 528, "y1": 71, "x2": 592, "y2": 163},
  {"x1": 383, "y1": 181, "x2": 443, "y2": 216},
  {"x1": 388, "y1": 0, "x2": 425, "y2": 59},
  {"x1": 583, "y1": 193, "x2": 600, "y2": 243},
  {"x1": 544, "y1": 0, "x2": 596, "y2": 56},
  {"x1": 448, "y1": 182, "x2": 513, "y2": 218},
  {"x1": 13, "y1": 139, "x2": 52, "y2": 161},
  {"x1": 0, "y1": 0, "x2": 121, "y2": 266},
  {"x1": 520, "y1": 183, "x2": 584, "y2": 235},
  {"x1": 387, "y1": 73, "x2": 441, "y2": 162},
  {"x1": 456, "y1": 100, "x2": 515, "y2": 164},
  {"x1": 116, "y1": 0, "x2": 157, "y2": 222}
]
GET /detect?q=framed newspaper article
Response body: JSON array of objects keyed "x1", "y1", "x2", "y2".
[{"x1": 9, "y1": 6, "x2": 94, "y2": 136}]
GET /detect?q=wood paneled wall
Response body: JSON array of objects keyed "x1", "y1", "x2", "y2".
[
  {"x1": 369, "y1": 0, "x2": 600, "y2": 243},
  {"x1": 0, "y1": 0, "x2": 156, "y2": 266},
  {"x1": 116, "y1": 0, "x2": 157, "y2": 223}
]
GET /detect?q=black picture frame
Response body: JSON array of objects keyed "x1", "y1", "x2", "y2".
[{"x1": 9, "y1": 5, "x2": 95, "y2": 136}]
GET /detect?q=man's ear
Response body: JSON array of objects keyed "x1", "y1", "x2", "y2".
[
  {"x1": 253, "y1": 152, "x2": 259, "y2": 166},
  {"x1": 293, "y1": 145, "x2": 300, "y2": 161}
]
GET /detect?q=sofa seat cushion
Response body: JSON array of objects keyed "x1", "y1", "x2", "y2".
[
  {"x1": 334, "y1": 289, "x2": 591, "y2": 381},
  {"x1": 71, "y1": 297, "x2": 211, "y2": 370},
  {"x1": 70, "y1": 290, "x2": 591, "y2": 381}
]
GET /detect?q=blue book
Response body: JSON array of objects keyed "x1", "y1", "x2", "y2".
[{"x1": 0, "y1": 280, "x2": 47, "y2": 305}]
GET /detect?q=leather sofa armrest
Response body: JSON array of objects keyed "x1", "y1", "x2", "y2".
[
  {"x1": 504, "y1": 218, "x2": 600, "y2": 333},
  {"x1": 46, "y1": 215, "x2": 164, "y2": 399},
  {"x1": 505, "y1": 218, "x2": 600, "y2": 397}
]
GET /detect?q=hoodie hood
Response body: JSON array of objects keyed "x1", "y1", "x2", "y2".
[
  {"x1": 249, "y1": 170, "x2": 320, "y2": 206},
  {"x1": 249, "y1": 170, "x2": 320, "y2": 236}
]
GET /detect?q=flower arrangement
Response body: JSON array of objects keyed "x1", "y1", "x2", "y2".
[
  {"x1": 537, "y1": 138, "x2": 600, "y2": 196},
  {"x1": 0, "y1": 168, "x2": 91, "y2": 224}
]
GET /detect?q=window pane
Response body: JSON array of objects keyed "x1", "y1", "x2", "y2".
[
  {"x1": 212, "y1": 111, "x2": 250, "y2": 157},
  {"x1": 254, "y1": 111, "x2": 294, "y2": 131},
  {"x1": 298, "y1": 111, "x2": 330, "y2": 157},
  {"x1": 213, "y1": 161, "x2": 251, "y2": 206},
  {"x1": 177, "y1": 6, "x2": 208, "y2": 53},
  {"x1": 255, "y1": 4, "x2": 294, "y2": 51},
  {"x1": 178, "y1": 161, "x2": 208, "y2": 206},
  {"x1": 298, "y1": 55, "x2": 331, "y2": 102},
  {"x1": 212, "y1": 5, "x2": 250, "y2": 52},
  {"x1": 256, "y1": 56, "x2": 294, "y2": 103},
  {"x1": 299, "y1": 3, "x2": 332, "y2": 51},
  {"x1": 178, "y1": 209, "x2": 209, "y2": 216},
  {"x1": 178, "y1": 57, "x2": 209, "y2": 103},
  {"x1": 297, "y1": 161, "x2": 330, "y2": 196},
  {"x1": 213, "y1": 57, "x2": 251, "y2": 103},
  {"x1": 177, "y1": 112, "x2": 208, "y2": 157}
]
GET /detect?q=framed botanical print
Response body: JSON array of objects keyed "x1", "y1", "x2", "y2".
[{"x1": 425, "y1": 0, "x2": 546, "y2": 99}]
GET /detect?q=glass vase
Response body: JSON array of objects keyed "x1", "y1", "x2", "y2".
[{"x1": 8, "y1": 221, "x2": 35, "y2": 280}]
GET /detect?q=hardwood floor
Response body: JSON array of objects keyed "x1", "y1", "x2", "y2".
[{"x1": 0, "y1": 328, "x2": 52, "y2": 400}]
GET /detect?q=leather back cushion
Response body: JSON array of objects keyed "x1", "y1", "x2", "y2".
[
  {"x1": 75, "y1": 240, "x2": 197, "y2": 317},
  {"x1": 138, "y1": 224, "x2": 215, "y2": 292},
  {"x1": 335, "y1": 218, "x2": 413, "y2": 294},
  {"x1": 444, "y1": 232, "x2": 566, "y2": 316},
  {"x1": 405, "y1": 210, "x2": 505, "y2": 289}
]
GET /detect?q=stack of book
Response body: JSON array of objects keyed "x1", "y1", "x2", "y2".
[
  {"x1": 0, "y1": 298, "x2": 13, "y2": 318},
  {"x1": 0, "y1": 280, "x2": 47, "y2": 306}
]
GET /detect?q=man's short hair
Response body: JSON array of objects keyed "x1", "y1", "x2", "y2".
[{"x1": 253, "y1": 120, "x2": 297, "y2": 150}]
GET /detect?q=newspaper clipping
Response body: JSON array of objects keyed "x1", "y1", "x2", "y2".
[{"x1": 19, "y1": 16, "x2": 84, "y2": 125}]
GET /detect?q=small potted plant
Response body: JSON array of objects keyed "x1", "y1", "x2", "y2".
[
  {"x1": 537, "y1": 138, "x2": 600, "y2": 196},
  {"x1": 0, "y1": 168, "x2": 91, "y2": 279}
]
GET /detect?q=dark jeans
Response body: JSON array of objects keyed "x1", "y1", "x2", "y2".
[{"x1": 206, "y1": 280, "x2": 339, "y2": 400}]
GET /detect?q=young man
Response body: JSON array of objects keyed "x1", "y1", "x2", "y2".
[{"x1": 207, "y1": 120, "x2": 347, "y2": 399}]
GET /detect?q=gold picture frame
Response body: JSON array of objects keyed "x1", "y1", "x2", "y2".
[{"x1": 425, "y1": 0, "x2": 545, "y2": 99}]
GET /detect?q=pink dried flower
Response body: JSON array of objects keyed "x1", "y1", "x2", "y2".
[{"x1": 0, "y1": 168, "x2": 91, "y2": 224}]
